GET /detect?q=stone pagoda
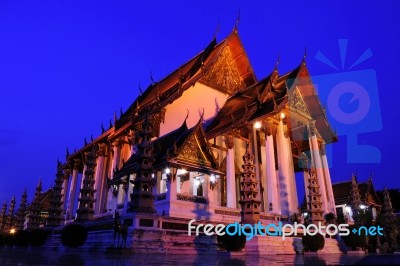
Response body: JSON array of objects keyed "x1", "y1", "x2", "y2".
[
  {"x1": 27, "y1": 180, "x2": 43, "y2": 230},
  {"x1": 239, "y1": 145, "x2": 261, "y2": 224},
  {"x1": 307, "y1": 168, "x2": 324, "y2": 223},
  {"x1": 129, "y1": 115, "x2": 156, "y2": 213},
  {"x1": 15, "y1": 190, "x2": 28, "y2": 230},
  {"x1": 4, "y1": 195, "x2": 16, "y2": 231},
  {"x1": 76, "y1": 147, "x2": 97, "y2": 221},
  {"x1": 47, "y1": 161, "x2": 65, "y2": 226}
]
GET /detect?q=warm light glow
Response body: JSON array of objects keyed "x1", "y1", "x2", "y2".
[
  {"x1": 254, "y1": 121, "x2": 262, "y2": 129},
  {"x1": 151, "y1": 173, "x2": 155, "y2": 178},
  {"x1": 180, "y1": 169, "x2": 187, "y2": 174},
  {"x1": 303, "y1": 213, "x2": 308, "y2": 217},
  {"x1": 165, "y1": 168, "x2": 170, "y2": 174},
  {"x1": 9, "y1": 228, "x2": 16, "y2": 234},
  {"x1": 280, "y1": 112, "x2": 285, "y2": 119},
  {"x1": 360, "y1": 204, "x2": 367, "y2": 210},
  {"x1": 210, "y1": 174, "x2": 216, "y2": 183},
  {"x1": 345, "y1": 206, "x2": 352, "y2": 213}
]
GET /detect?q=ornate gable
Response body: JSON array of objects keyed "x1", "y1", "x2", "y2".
[
  {"x1": 175, "y1": 122, "x2": 217, "y2": 169},
  {"x1": 288, "y1": 87, "x2": 310, "y2": 116},
  {"x1": 201, "y1": 46, "x2": 245, "y2": 94}
]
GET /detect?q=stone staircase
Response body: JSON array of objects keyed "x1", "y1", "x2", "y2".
[{"x1": 318, "y1": 238, "x2": 342, "y2": 254}]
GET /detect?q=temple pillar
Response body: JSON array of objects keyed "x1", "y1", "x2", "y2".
[
  {"x1": 308, "y1": 121, "x2": 328, "y2": 214},
  {"x1": 263, "y1": 121, "x2": 280, "y2": 214},
  {"x1": 225, "y1": 135, "x2": 236, "y2": 208},
  {"x1": 276, "y1": 115, "x2": 296, "y2": 216},
  {"x1": 67, "y1": 159, "x2": 80, "y2": 219},
  {"x1": 94, "y1": 143, "x2": 106, "y2": 215},
  {"x1": 111, "y1": 139, "x2": 122, "y2": 178},
  {"x1": 320, "y1": 143, "x2": 336, "y2": 214},
  {"x1": 62, "y1": 168, "x2": 71, "y2": 212},
  {"x1": 166, "y1": 177, "x2": 177, "y2": 202}
]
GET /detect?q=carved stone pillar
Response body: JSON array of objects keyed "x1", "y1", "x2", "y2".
[{"x1": 225, "y1": 135, "x2": 236, "y2": 208}]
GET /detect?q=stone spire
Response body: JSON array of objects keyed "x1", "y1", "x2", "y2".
[
  {"x1": 47, "y1": 161, "x2": 65, "y2": 226},
  {"x1": 307, "y1": 168, "x2": 324, "y2": 223},
  {"x1": 27, "y1": 180, "x2": 42, "y2": 230},
  {"x1": 15, "y1": 190, "x2": 28, "y2": 230},
  {"x1": 76, "y1": 147, "x2": 97, "y2": 221},
  {"x1": 0, "y1": 201, "x2": 7, "y2": 232},
  {"x1": 350, "y1": 173, "x2": 362, "y2": 223},
  {"x1": 379, "y1": 188, "x2": 398, "y2": 251},
  {"x1": 4, "y1": 195, "x2": 16, "y2": 231},
  {"x1": 239, "y1": 144, "x2": 261, "y2": 224},
  {"x1": 382, "y1": 188, "x2": 394, "y2": 215},
  {"x1": 129, "y1": 114, "x2": 156, "y2": 213}
]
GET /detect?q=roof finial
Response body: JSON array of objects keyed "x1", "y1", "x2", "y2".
[
  {"x1": 303, "y1": 47, "x2": 307, "y2": 64},
  {"x1": 233, "y1": 10, "x2": 240, "y2": 32},
  {"x1": 66, "y1": 147, "x2": 70, "y2": 158},
  {"x1": 101, "y1": 123, "x2": 105, "y2": 133},
  {"x1": 184, "y1": 109, "x2": 189, "y2": 122},
  {"x1": 213, "y1": 20, "x2": 220, "y2": 40},
  {"x1": 138, "y1": 82, "x2": 143, "y2": 96},
  {"x1": 150, "y1": 71, "x2": 155, "y2": 84},
  {"x1": 199, "y1": 107, "x2": 205, "y2": 121},
  {"x1": 274, "y1": 55, "x2": 280, "y2": 71}
]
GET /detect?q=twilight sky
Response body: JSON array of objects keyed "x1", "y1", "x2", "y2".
[{"x1": 0, "y1": 1, "x2": 399, "y2": 206}]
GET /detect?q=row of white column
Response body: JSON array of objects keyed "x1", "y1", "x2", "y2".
[
  {"x1": 62, "y1": 138, "x2": 134, "y2": 220},
  {"x1": 223, "y1": 118, "x2": 335, "y2": 216}
]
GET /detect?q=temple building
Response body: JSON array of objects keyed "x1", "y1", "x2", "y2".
[
  {"x1": 333, "y1": 174, "x2": 381, "y2": 223},
  {"x1": 57, "y1": 28, "x2": 337, "y2": 230}
]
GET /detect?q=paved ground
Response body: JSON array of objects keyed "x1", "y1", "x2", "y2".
[{"x1": 0, "y1": 247, "x2": 400, "y2": 265}]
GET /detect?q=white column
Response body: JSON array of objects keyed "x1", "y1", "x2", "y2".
[
  {"x1": 62, "y1": 169, "x2": 70, "y2": 212},
  {"x1": 286, "y1": 133, "x2": 298, "y2": 213},
  {"x1": 94, "y1": 148, "x2": 105, "y2": 215},
  {"x1": 264, "y1": 122, "x2": 280, "y2": 214},
  {"x1": 276, "y1": 116, "x2": 293, "y2": 216},
  {"x1": 110, "y1": 140, "x2": 121, "y2": 178},
  {"x1": 167, "y1": 175, "x2": 177, "y2": 202},
  {"x1": 117, "y1": 184, "x2": 126, "y2": 207},
  {"x1": 308, "y1": 121, "x2": 328, "y2": 214},
  {"x1": 225, "y1": 135, "x2": 236, "y2": 208},
  {"x1": 67, "y1": 159, "x2": 80, "y2": 219},
  {"x1": 320, "y1": 143, "x2": 336, "y2": 214}
]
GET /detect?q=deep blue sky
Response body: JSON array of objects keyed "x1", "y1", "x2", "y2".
[{"x1": 1, "y1": 1, "x2": 399, "y2": 206}]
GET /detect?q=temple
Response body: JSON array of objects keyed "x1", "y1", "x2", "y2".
[
  {"x1": 56, "y1": 28, "x2": 337, "y2": 226},
  {"x1": 1, "y1": 28, "x2": 339, "y2": 253}
]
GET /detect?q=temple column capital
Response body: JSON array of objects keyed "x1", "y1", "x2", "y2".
[
  {"x1": 308, "y1": 120, "x2": 317, "y2": 136},
  {"x1": 97, "y1": 143, "x2": 108, "y2": 157},
  {"x1": 224, "y1": 135, "x2": 234, "y2": 149},
  {"x1": 73, "y1": 159, "x2": 81, "y2": 170}
]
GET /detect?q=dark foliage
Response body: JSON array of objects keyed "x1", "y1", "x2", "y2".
[
  {"x1": 217, "y1": 233, "x2": 246, "y2": 252},
  {"x1": 29, "y1": 229, "x2": 48, "y2": 247},
  {"x1": 15, "y1": 230, "x2": 30, "y2": 246},
  {"x1": 61, "y1": 223, "x2": 88, "y2": 247},
  {"x1": 341, "y1": 225, "x2": 367, "y2": 249},
  {"x1": 302, "y1": 233, "x2": 325, "y2": 252}
]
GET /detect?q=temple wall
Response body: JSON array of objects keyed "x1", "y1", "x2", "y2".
[{"x1": 159, "y1": 82, "x2": 228, "y2": 136}]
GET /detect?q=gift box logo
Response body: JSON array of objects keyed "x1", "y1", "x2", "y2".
[{"x1": 312, "y1": 39, "x2": 382, "y2": 164}]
